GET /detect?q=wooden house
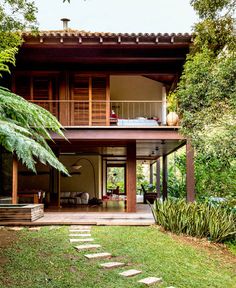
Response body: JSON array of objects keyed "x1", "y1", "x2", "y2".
[{"x1": 1, "y1": 19, "x2": 194, "y2": 212}]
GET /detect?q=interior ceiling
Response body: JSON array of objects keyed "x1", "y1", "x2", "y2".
[{"x1": 54, "y1": 139, "x2": 185, "y2": 159}]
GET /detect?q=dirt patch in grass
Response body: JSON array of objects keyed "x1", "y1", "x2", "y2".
[
  {"x1": 0, "y1": 230, "x2": 18, "y2": 249},
  {"x1": 0, "y1": 229, "x2": 19, "y2": 277}
]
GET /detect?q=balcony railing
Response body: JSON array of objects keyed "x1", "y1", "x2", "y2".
[{"x1": 30, "y1": 100, "x2": 163, "y2": 126}]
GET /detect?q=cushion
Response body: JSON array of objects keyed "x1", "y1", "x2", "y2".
[
  {"x1": 70, "y1": 192, "x2": 77, "y2": 198},
  {"x1": 61, "y1": 192, "x2": 70, "y2": 198}
]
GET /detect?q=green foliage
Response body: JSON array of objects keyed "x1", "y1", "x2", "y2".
[
  {"x1": 0, "y1": 1, "x2": 69, "y2": 174},
  {"x1": 178, "y1": 50, "x2": 236, "y2": 168},
  {"x1": 0, "y1": 227, "x2": 235, "y2": 287},
  {"x1": 176, "y1": 0, "x2": 236, "y2": 191},
  {"x1": 191, "y1": 0, "x2": 235, "y2": 19},
  {"x1": 151, "y1": 198, "x2": 236, "y2": 242},
  {"x1": 0, "y1": 87, "x2": 68, "y2": 174},
  {"x1": 167, "y1": 150, "x2": 186, "y2": 198},
  {"x1": 191, "y1": 0, "x2": 236, "y2": 53},
  {"x1": 167, "y1": 92, "x2": 178, "y2": 112},
  {"x1": 106, "y1": 167, "x2": 125, "y2": 192},
  {"x1": 0, "y1": 47, "x2": 17, "y2": 76}
]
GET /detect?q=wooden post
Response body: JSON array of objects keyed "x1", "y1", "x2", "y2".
[
  {"x1": 12, "y1": 156, "x2": 18, "y2": 204},
  {"x1": 186, "y1": 141, "x2": 195, "y2": 202},
  {"x1": 126, "y1": 142, "x2": 136, "y2": 213},
  {"x1": 155, "y1": 159, "x2": 161, "y2": 198},
  {"x1": 149, "y1": 163, "x2": 153, "y2": 185},
  {"x1": 57, "y1": 171, "x2": 61, "y2": 208},
  {"x1": 162, "y1": 155, "x2": 168, "y2": 200}
]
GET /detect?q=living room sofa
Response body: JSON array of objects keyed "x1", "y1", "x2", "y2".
[{"x1": 60, "y1": 192, "x2": 89, "y2": 205}]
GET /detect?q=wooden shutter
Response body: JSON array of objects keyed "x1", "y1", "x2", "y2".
[
  {"x1": 91, "y1": 76, "x2": 108, "y2": 126},
  {"x1": 14, "y1": 76, "x2": 31, "y2": 100},
  {"x1": 71, "y1": 75, "x2": 90, "y2": 125},
  {"x1": 14, "y1": 74, "x2": 58, "y2": 118},
  {"x1": 32, "y1": 76, "x2": 58, "y2": 117},
  {"x1": 71, "y1": 74, "x2": 109, "y2": 126}
]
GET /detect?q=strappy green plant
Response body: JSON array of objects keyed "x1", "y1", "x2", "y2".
[{"x1": 151, "y1": 198, "x2": 236, "y2": 242}]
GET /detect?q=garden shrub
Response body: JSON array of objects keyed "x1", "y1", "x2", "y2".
[{"x1": 151, "y1": 198, "x2": 236, "y2": 243}]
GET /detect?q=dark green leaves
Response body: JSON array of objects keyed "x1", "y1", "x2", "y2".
[
  {"x1": 0, "y1": 87, "x2": 68, "y2": 174},
  {"x1": 151, "y1": 198, "x2": 236, "y2": 242}
]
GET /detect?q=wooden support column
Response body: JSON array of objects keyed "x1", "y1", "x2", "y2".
[
  {"x1": 12, "y1": 156, "x2": 18, "y2": 204},
  {"x1": 162, "y1": 155, "x2": 168, "y2": 200},
  {"x1": 59, "y1": 71, "x2": 70, "y2": 126},
  {"x1": 149, "y1": 163, "x2": 153, "y2": 185},
  {"x1": 155, "y1": 159, "x2": 161, "y2": 198},
  {"x1": 161, "y1": 85, "x2": 167, "y2": 125},
  {"x1": 186, "y1": 141, "x2": 195, "y2": 202},
  {"x1": 126, "y1": 142, "x2": 136, "y2": 213}
]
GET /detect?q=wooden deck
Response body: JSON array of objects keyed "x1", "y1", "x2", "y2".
[{"x1": 0, "y1": 204, "x2": 155, "y2": 226}]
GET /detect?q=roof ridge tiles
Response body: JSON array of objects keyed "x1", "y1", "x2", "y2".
[{"x1": 22, "y1": 30, "x2": 192, "y2": 38}]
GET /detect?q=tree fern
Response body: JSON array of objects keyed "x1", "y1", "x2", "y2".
[
  {"x1": 0, "y1": 87, "x2": 68, "y2": 174},
  {"x1": 0, "y1": 48, "x2": 18, "y2": 76}
]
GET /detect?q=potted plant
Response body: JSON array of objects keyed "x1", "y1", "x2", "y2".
[{"x1": 166, "y1": 92, "x2": 179, "y2": 126}]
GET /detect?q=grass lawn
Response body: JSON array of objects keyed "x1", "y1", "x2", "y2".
[{"x1": 0, "y1": 226, "x2": 235, "y2": 288}]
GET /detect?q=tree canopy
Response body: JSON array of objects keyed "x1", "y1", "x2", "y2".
[
  {"x1": 0, "y1": 0, "x2": 68, "y2": 174},
  {"x1": 175, "y1": 0, "x2": 236, "y2": 197}
]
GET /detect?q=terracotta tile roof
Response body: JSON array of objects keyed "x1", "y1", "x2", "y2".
[{"x1": 22, "y1": 29, "x2": 192, "y2": 39}]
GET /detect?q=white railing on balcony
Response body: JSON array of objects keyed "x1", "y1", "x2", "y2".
[{"x1": 30, "y1": 100, "x2": 163, "y2": 126}]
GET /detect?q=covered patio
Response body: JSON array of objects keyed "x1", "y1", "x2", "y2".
[{"x1": 7, "y1": 126, "x2": 195, "y2": 214}]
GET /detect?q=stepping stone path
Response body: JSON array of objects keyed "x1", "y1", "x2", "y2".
[
  {"x1": 75, "y1": 244, "x2": 101, "y2": 251},
  {"x1": 119, "y1": 269, "x2": 142, "y2": 277},
  {"x1": 100, "y1": 262, "x2": 125, "y2": 269},
  {"x1": 68, "y1": 226, "x2": 169, "y2": 286},
  {"x1": 70, "y1": 238, "x2": 94, "y2": 243},
  {"x1": 84, "y1": 252, "x2": 112, "y2": 259},
  {"x1": 138, "y1": 277, "x2": 162, "y2": 286}
]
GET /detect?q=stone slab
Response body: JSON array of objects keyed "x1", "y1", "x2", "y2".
[
  {"x1": 100, "y1": 262, "x2": 125, "y2": 269},
  {"x1": 119, "y1": 269, "x2": 142, "y2": 277},
  {"x1": 70, "y1": 238, "x2": 94, "y2": 243},
  {"x1": 69, "y1": 230, "x2": 90, "y2": 234},
  {"x1": 70, "y1": 233, "x2": 91, "y2": 237},
  {"x1": 28, "y1": 227, "x2": 41, "y2": 231},
  {"x1": 85, "y1": 252, "x2": 112, "y2": 259},
  {"x1": 75, "y1": 244, "x2": 101, "y2": 251},
  {"x1": 138, "y1": 277, "x2": 162, "y2": 285},
  {"x1": 8, "y1": 227, "x2": 23, "y2": 231},
  {"x1": 72, "y1": 226, "x2": 91, "y2": 228}
]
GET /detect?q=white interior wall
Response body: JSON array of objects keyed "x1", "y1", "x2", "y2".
[
  {"x1": 59, "y1": 155, "x2": 101, "y2": 199},
  {"x1": 19, "y1": 155, "x2": 102, "y2": 200},
  {"x1": 110, "y1": 76, "x2": 163, "y2": 120}
]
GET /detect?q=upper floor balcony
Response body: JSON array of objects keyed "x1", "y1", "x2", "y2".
[
  {"x1": 29, "y1": 99, "x2": 164, "y2": 127},
  {"x1": 13, "y1": 73, "x2": 169, "y2": 128}
]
